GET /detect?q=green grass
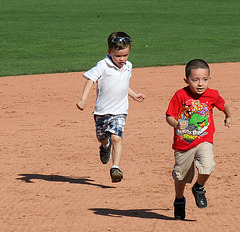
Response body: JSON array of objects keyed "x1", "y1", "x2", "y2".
[{"x1": 0, "y1": 0, "x2": 239, "y2": 76}]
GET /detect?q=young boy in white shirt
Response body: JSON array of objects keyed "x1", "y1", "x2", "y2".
[{"x1": 77, "y1": 31, "x2": 145, "y2": 183}]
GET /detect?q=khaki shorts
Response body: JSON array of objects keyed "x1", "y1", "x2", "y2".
[{"x1": 172, "y1": 142, "x2": 215, "y2": 183}]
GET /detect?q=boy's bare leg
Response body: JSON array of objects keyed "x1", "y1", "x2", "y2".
[
  {"x1": 111, "y1": 134, "x2": 122, "y2": 167},
  {"x1": 175, "y1": 181, "x2": 186, "y2": 199},
  {"x1": 109, "y1": 134, "x2": 123, "y2": 182},
  {"x1": 197, "y1": 174, "x2": 210, "y2": 186}
]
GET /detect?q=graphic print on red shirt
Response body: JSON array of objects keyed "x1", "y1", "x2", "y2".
[{"x1": 176, "y1": 99, "x2": 211, "y2": 143}]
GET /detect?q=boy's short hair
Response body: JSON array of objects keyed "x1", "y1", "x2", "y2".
[
  {"x1": 108, "y1": 31, "x2": 132, "y2": 51},
  {"x1": 185, "y1": 59, "x2": 210, "y2": 78}
]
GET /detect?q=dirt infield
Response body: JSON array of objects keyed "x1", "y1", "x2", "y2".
[{"x1": 0, "y1": 63, "x2": 239, "y2": 232}]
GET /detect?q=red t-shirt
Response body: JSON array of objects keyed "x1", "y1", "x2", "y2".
[{"x1": 166, "y1": 86, "x2": 225, "y2": 151}]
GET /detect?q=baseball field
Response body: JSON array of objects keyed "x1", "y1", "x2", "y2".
[
  {"x1": 1, "y1": 63, "x2": 239, "y2": 231},
  {"x1": 1, "y1": 1, "x2": 240, "y2": 231}
]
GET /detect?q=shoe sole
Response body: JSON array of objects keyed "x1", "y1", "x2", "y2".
[
  {"x1": 111, "y1": 170, "x2": 123, "y2": 183},
  {"x1": 175, "y1": 215, "x2": 184, "y2": 220}
]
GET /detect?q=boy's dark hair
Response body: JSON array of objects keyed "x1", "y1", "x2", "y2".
[
  {"x1": 108, "y1": 31, "x2": 132, "y2": 51},
  {"x1": 185, "y1": 59, "x2": 210, "y2": 78}
]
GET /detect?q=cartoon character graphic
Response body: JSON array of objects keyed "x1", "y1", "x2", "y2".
[
  {"x1": 176, "y1": 100, "x2": 210, "y2": 143},
  {"x1": 188, "y1": 113, "x2": 208, "y2": 131}
]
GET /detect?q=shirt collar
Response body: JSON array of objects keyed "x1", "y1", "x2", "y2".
[{"x1": 104, "y1": 54, "x2": 127, "y2": 71}]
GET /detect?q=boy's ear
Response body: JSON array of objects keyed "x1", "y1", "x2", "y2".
[
  {"x1": 184, "y1": 77, "x2": 189, "y2": 84},
  {"x1": 107, "y1": 49, "x2": 110, "y2": 54}
]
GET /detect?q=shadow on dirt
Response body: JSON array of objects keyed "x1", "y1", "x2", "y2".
[
  {"x1": 16, "y1": 174, "x2": 115, "y2": 189},
  {"x1": 90, "y1": 208, "x2": 196, "y2": 221}
]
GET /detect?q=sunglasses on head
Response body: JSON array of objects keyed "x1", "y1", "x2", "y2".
[{"x1": 111, "y1": 37, "x2": 132, "y2": 43}]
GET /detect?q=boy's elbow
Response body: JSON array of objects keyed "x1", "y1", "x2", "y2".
[
  {"x1": 166, "y1": 114, "x2": 171, "y2": 123},
  {"x1": 166, "y1": 114, "x2": 171, "y2": 119}
]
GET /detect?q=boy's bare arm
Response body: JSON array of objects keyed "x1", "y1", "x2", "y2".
[
  {"x1": 223, "y1": 103, "x2": 232, "y2": 127},
  {"x1": 166, "y1": 115, "x2": 187, "y2": 130},
  {"x1": 128, "y1": 87, "x2": 145, "y2": 102},
  {"x1": 76, "y1": 79, "x2": 94, "y2": 110}
]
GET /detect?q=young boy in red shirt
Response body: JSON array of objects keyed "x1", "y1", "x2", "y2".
[{"x1": 166, "y1": 59, "x2": 232, "y2": 220}]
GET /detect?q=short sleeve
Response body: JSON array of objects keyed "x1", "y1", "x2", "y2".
[
  {"x1": 166, "y1": 93, "x2": 181, "y2": 119},
  {"x1": 83, "y1": 60, "x2": 105, "y2": 83}
]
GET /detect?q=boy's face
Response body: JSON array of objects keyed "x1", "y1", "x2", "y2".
[
  {"x1": 184, "y1": 68, "x2": 210, "y2": 95},
  {"x1": 108, "y1": 46, "x2": 130, "y2": 69}
]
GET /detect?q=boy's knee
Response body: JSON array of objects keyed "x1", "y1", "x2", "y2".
[
  {"x1": 172, "y1": 167, "x2": 183, "y2": 181},
  {"x1": 97, "y1": 134, "x2": 108, "y2": 141},
  {"x1": 111, "y1": 134, "x2": 121, "y2": 143},
  {"x1": 172, "y1": 166, "x2": 194, "y2": 183}
]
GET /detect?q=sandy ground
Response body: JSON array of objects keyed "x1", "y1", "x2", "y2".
[{"x1": 0, "y1": 63, "x2": 239, "y2": 232}]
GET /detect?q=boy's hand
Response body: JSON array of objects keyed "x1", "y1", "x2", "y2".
[
  {"x1": 76, "y1": 100, "x2": 86, "y2": 111},
  {"x1": 224, "y1": 117, "x2": 232, "y2": 127},
  {"x1": 176, "y1": 120, "x2": 187, "y2": 130},
  {"x1": 133, "y1": 93, "x2": 145, "y2": 103}
]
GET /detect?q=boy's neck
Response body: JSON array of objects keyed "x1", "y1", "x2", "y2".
[
  {"x1": 187, "y1": 86, "x2": 207, "y2": 98},
  {"x1": 109, "y1": 55, "x2": 125, "y2": 69}
]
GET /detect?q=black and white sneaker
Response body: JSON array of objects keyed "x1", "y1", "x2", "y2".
[
  {"x1": 99, "y1": 140, "x2": 111, "y2": 164},
  {"x1": 192, "y1": 185, "x2": 207, "y2": 208}
]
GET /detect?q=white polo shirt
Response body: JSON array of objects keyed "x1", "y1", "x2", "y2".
[{"x1": 83, "y1": 55, "x2": 132, "y2": 115}]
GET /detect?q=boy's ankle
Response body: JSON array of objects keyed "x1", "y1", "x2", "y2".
[
  {"x1": 111, "y1": 165, "x2": 119, "y2": 169},
  {"x1": 194, "y1": 182, "x2": 204, "y2": 191},
  {"x1": 174, "y1": 196, "x2": 185, "y2": 203}
]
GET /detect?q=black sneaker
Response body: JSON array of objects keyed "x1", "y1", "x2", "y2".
[
  {"x1": 110, "y1": 168, "x2": 123, "y2": 183},
  {"x1": 174, "y1": 197, "x2": 186, "y2": 220},
  {"x1": 99, "y1": 140, "x2": 111, "y2": 164},
  {"x1": 192, "y1": 185, "x2": 207, "y2": 208}
]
